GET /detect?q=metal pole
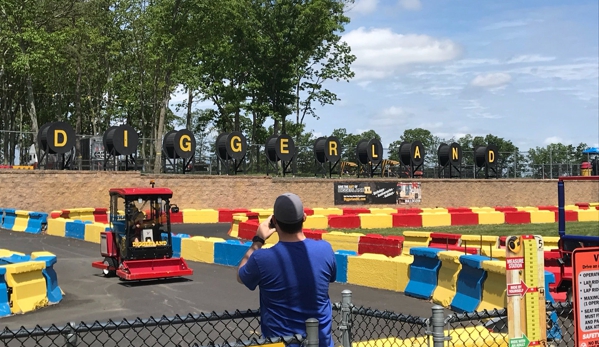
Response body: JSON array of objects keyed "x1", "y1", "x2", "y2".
[
  {"x1": 305, "y1": 318, "x2": 319, "y2": 347},
  {"x1": 431, "y1": 305, "x2": 447, "y2": 347},
  {"x1": 64, "y1": 322, "x2": 78, "y2": 347},
  {"x1": 558, "y1": 180, "x2": 565, "y2": 237},
  {"x1": 340, "y1": 289, "x2": 352, "y2": 347}
]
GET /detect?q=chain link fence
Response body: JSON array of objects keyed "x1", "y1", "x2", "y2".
[{"x1": 0, "y1": 290, "x2": 576, "y2": 347}]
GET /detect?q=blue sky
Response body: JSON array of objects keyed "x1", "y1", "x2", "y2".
[{"x1": 175, "y1": 0, "x2": 599, "y2": 150}]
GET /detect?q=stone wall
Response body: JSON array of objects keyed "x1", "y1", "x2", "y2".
[{"x1": 0, "y1": 171, "x2": 597, "y2": 212}]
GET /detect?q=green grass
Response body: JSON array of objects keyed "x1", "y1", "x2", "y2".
[{"x1": 329, "y1": 221, "x2": 599, "y2": 237}]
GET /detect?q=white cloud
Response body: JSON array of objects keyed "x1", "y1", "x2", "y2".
[
  {"x1": 417, "y1": 121, "x2": 443, "y2": 129},
  {"x1": 507, "y1": 55, "x2": 556, "y2": 64},
  {"x1": 482, "y1": 20, "x2": 528, "y2": 31},
  {"x1": 470, "y1": 72, "x2": 512, "y2": 87},
  {"x1": 371, "y1": 106, "x2": 413, "y2": 126},
  {"x1": 342, "y1": 27, "x2": 461, "y2": 79},
  {"x1": 509, "y1": 63, "x2": 599, "y2": 81},
  {"x1": 357, "y1": 81, "x2": 372, "y2": 89},
  {"x1": 399, "y1": 0, "x2": 421, "y2": 11},
  {"x1": 544, "y1": 136, "x2": 563, "y2": 145},
  {"x1": 348, "y1": 0, "x2": 378, "y2": 15}
]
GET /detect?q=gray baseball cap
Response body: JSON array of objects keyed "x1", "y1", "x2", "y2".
[{"x1": 273, "y1": 193, "x2": 304, "y2": 224}]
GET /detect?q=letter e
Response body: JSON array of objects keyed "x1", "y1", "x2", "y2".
[{"x1": 280, "y1": 138, "x2": 289, "y2": 154}]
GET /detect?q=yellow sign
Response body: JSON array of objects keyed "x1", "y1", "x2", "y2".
[
  {"x1": 133, "y1": 241, "x2": 167, "y2": 247},
  {"x1": 506, "y1": 235, "x2": 547, "y2": 347}
]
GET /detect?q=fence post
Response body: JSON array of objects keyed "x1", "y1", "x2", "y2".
[
  {"x1": 64, "y1": 322, "x2": 78, "y2": 347},
  {"x1": 430, "y1": 305, "x2": 447, "y2": 347},
  {"x1": 340, "y1": 289, "x2": 352, "y2": 347},
  {"x1": 305, "y1": 318, "x2": 319, "y2": 347}
]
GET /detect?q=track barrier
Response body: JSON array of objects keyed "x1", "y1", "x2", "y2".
[
  {"x1": 432, "y1": 250, "x2": 463, "y2": 307},
  {"x1": 450, "y1": 254, "x2": 490, "y2": 313},
  {"x1": 0, "y1": 250, "x2": 63, "y2": 317},
  {"x1": 404, "y1": 247, "x2": 443, "y2": 300}
]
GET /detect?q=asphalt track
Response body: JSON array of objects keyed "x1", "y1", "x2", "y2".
[{"x1": 0, "y1": 223, "x2": 439, "y2": 332}]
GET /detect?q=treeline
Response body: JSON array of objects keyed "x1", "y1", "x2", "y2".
[{"x1": 0, "y1": 0, "x2": 355, "y2": 172}]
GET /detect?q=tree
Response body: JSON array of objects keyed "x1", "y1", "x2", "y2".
[{"x1": 527, "y1": 142, "x2": 588, "y2": 178}]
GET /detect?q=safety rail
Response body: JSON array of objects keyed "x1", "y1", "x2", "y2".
[{"x1": 0, "y1": 291, "x2": 575, "y2": 347}]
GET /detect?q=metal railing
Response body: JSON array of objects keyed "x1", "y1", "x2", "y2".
[{"x1": 0, "y1": 290, "x2": 575, "y2": 347}]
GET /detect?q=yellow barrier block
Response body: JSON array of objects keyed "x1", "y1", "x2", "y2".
[
  {"x1": 347, "y1": 254, "x2": 413, "y2": 292},
  {"x1": 68, "y1": 207, "x2": 95, "y2": 221},
  {"x1": 402, "y1": 231, "x2": 432, "y2": 255},
  {"x1": 590, "y1": 202, "x2": 599, "y2": 207},
  {"x1": 421, "y1": 207, "x2": 448, "y2": 214},
  {"x1": 460, "y1": 235, "x2": 498, "y2": 249},
  {"x1": 46, "y1": 217, "x2": 68, "y2": 237},
  {"x1": 481, "y1": 248, "x2": 506, "y2": 261},
  {"x1": 543, "y1": 236, "x2": 560, "y2": 251},
  {"x1": 577, "y1": 209, "x2": 599, "y2": 222},
  {"x1": 182, "y1": 209, "x2": 219, "y2": 223},
  {"x1": 229, "y1": 214, "x2": 248, "y2": 238},
  {"x1": 470, "y1": 207, "x2": 495, "y2": 213},
  {"x1": 432, "y1": 251, "x2": 463, "y2": 307},
  {"x1": 84, "y1": 222, "x2": 108, "y2": 244},
  {"x1": 0, "y1": 249, "x2": 27, "y2": 259},
  {"x1": 181, "y1": 236, "x2": 225, "y2": 263},
  {"x1": 31, "y1": 251, "x2": 56, "y2": 259},
  {"x1": 368, "y1": 208, "x2": 397, "y2": 215},
  {"x1": 565, "y1": 204, "x2": 580, "y2": 210},
  {"x1": 311, "y1": 208, "x2": 343, "y2": 216},
  {"x1": 12, "y1": 210, "x2": 30, "y2": 232},
  {"x1": 322, "y1": 231, "x2": 363, "y2": 252},
  {"x1": 303, "y1": 215, "x2": 329, "y2": 229},
  {"x1": 359, "y1": 213, "x2": 392, "y2": 229},
  {"x1": 3, "y1": 261, "x2": 48, "y2": 314},
  {"x1": 529, "y1": 210, "x2": 554, "y2": 224},
  {"x1": 421, "y1": 212, "x2": 451, "y2": 227},
  {"x1": 477, "y1": 211, "x2": 505, "y2": 225},
  {"x1": 351, "y1": 327, "x2": 507, "y2": 347},
  {"x1": 516, "y1": 206, "x2": 538, "y2": 211},
  {"x1": 478, "y1": 260, "x2": 507, "y2": 312},
  {"x1": 266, "y1": 231, "x2": 279, "y2": 245}
]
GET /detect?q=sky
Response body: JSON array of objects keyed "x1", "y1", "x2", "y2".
[{"x1": 173, "y1": 0, "x2": 599, "y2": 151}]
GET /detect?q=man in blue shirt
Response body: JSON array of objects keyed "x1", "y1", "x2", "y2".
[{"x1": 237, "y1": 193, "x2": 337, "y2": 347}]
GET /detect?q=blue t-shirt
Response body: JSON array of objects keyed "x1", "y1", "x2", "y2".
[{"x1": 239, "y1": 238, "x2": 337, "y2": 347}]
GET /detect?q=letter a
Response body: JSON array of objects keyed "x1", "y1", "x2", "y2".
[{"x1": 414, "y1": 146, "x2": 421, "y2": 158}]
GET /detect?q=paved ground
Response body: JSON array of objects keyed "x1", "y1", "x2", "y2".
[{"x1": 0, "y1": 224, "x2": 438, "y2": 332}]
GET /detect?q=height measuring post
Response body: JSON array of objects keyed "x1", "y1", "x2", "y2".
[
  {"x1": 506, "y1": 235, "x2": 547, "y2": 347},
  {"x1": 572, "y1": 247, "x2": 599, "y2": 347}
]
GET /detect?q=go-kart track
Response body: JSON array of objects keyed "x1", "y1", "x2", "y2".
[{"x1": 0, "y1": 223, "x2": 439, "y2": 331}]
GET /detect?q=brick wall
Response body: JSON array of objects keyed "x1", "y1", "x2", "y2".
[{"x1": 0, "y1": 171, "x2": 597, "y2": 212}]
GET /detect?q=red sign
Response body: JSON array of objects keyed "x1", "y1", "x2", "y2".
[
  {"x1": 506, "y1": 257, "x2": 524, "y2": 270},
  {"x1": 573, "y1": 247, "x2": 599, "y2": 347},
  {"x1": 507, "y1": 280, "x2": 537, "y2": 297}
]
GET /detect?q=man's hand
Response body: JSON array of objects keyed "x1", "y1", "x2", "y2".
[{"x1": 256, "y1": 215, "x2": 276, "y2": 241}]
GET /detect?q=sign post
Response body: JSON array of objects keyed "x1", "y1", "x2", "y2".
[
  {"x1": 506, "y1": 235, "x2": 547, "y2": 347},
  {"x1": 573, "y1": 247, "x2": 599, "y2": 347}
]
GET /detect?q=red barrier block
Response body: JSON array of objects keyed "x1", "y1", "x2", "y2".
[
  {"x1": 494, "y1": 206, "x2": 517, "y2": 212},
  {"x1": 575, "y1": 202, "x2": 590, "y2": 209},
  {"x1": 395, "y1": 208, "x2": 423, "y2": 214},
  {"x1": 218, "y1": 208, "x2": 251, "y2": 223},
  {"x1": 553, "y1": 210, "x2": 578, "y2": 222},
  {"x1": 304, "y1": 229, "x2": 325, "y2": 240},
  {"x1": 328, "y1": 215, "x2": 361, "y2": 229},
  {"x1": 447, "y1": 207, "x2": 472, "y2": 213},
  {"x1": 544, "y1": 250, "x2": 561, "y2": 266},
  {"x1": 238, "y1": 220, "x2": 259, "y2": 240},
  {"x1": 429, "y1": 232, "x2": 461, "y2": 248},
  {"x1": 245, "y1": 212, "x2": 259, "y2": 222},
  {"x1": 499, "y1": 236, "x2": 507, "y2": 248},
  {"x1": 170, "y1": 211, "x2": 184, "y2": 224},
  {"x1": 538, "y1": 206, "x2": 558, "y2": 211},
  {"x1": 450, "y1": 212, "x2": 479, "y2": 226},
  {"x1": 392, "y1": 213, "x2": 422, "y2": 227},
  {"x1": 50, "y1": 211, "x2": 63, "y2": 219},
  {"x1": 304, "y1": 208, "x2": 314, "y2": 216},
  {"x1": 343, "y1": 208, "x2": 370, "y2": 215},
  {"x1": 358, "y1": 234, "x2": 404, "y2": 257},
  {"x1": 504, "y1": 211, "x2": 531, "y2": 224},
  {"x1": 93, "y1": 207, "x2": 109, "y2": 224}
]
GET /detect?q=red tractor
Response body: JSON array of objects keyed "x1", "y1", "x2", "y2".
[{"x1": 91, "y1": 182, "x2": 193, "y2": 281}]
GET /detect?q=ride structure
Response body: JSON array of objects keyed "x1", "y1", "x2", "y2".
[{"x1": 91, "y1": 181, "x2": 193, "y2": 281}]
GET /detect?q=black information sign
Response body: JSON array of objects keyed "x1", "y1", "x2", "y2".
[{"x1": 333, "y1": 181, "x2": 399, "y2": 205}]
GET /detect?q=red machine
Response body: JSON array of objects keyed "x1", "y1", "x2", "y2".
[{"x1": 91, "y1": 182, "x2": 193, "y2": 281}]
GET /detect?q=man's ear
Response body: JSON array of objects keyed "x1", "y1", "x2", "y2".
[{"x1": 303, "y1": 213, "x2": 307, "y2": 222}]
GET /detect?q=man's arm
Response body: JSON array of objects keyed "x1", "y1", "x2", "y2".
[{"x1": 236, "y1": 215, "x2": 276, "y2": 285}]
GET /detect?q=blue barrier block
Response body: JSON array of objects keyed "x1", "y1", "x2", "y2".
[
  {"x1": 25, "y1": 212, "x2": 48, "y2": 234},
  {"x1": 171, "y1": 234, "x2": 190, "y2": 258},
  {"x1": 334, "y1": 250, "x2": 357, "y2": 283},
  {"x1": 32, "y1": 255, "x2": 63, "y2": 304},
  {"x1": 2, "y1": 209, "x2": 16, "y2": 230},
  {"x1": 404, "y1": 247, "x2": 443, "y2": 300},
  {"x1": 214, "y1": 240, "x2": 251, "y2": 266},
  {"x1": 0, "y1": 252, "x2": 31, "y2": 265},
  {"x1": 65, "y1": 220, "x2": 91, "y2": 240},
  {"x1": 0, "y1": 267, "x2": 10, "y2": 317},
  {"x1": 0, "y1": 208, "x2": 4, "y2": 226},
  {"x1": 544, "y1": 271, "x2": 563, "y2": 341},
  {"x1": 450, "y1": 254, "x2": 491, "y2": 313}
]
